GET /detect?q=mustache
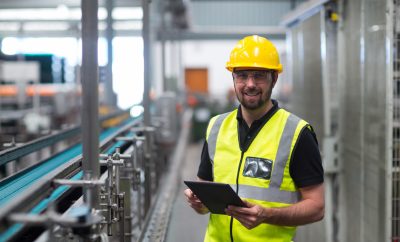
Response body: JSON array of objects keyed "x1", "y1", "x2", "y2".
[{"x1": 244, "y1": 87, "x2": 260, "y2": 93}]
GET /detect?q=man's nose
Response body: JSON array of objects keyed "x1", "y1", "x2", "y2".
[{"x1": 245, "y1": 76, "x2": 257, "y2": 86}]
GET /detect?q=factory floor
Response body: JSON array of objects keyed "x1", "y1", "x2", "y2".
[{"x1": 165, "y1": 142, "x2": 208, "y2": 242}]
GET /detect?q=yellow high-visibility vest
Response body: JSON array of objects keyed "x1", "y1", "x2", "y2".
[{"x1": 204, "y1": 108, "x2": 309, "y2": 242}]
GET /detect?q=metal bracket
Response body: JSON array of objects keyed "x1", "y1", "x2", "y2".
[
  {"x1": 130, "y1": 126, "x2": 156, "y2": 133},
  {"x1": 100, "y1": 147, "x2": 131, "y2": 163},
  {"x1": 98, "y1": 147, "x2": 130, "y2": 238},
  {"x1": 116, "y1": 135, "x2": 146, "y2": 143},
  {"x1": 114, "y1": 137, "x2": 145, "y2": 190}
]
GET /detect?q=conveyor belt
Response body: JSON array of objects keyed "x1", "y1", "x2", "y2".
[
  {"x1": 0, "y1": 171, "x2": 83, "y2": 242},
  {"x1": 0, "y1": 109, "x2": 132, "y2": 166},
  {"x1": 0, "y1": 118, "x2": 137, "y2": 241},
  {"x1": 0, "y1": 120, "x2": 133, "y2": 207}
]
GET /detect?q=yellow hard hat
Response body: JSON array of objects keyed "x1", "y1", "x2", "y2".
[{"x1": 226, "y1": 35, "x2": 283, "y2": 73}]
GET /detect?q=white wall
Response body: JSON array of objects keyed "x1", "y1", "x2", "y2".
[
  {"x1": 182, "y1": 40, "x2": 234, "y2": 102},
  {"x1": 152, "y1": 39, "x2": 287, "y2": 105},
  {"x1": 182, "y1": 39, "x2": 286, "y2": 103}
]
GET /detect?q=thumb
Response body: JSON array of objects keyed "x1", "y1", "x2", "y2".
[{"x1": 243, "y1": 200, "x2": 255, "y2": 208}]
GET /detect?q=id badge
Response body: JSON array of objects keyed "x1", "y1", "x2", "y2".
[{"x1": 242, "y1": 157, "x2": 273, "y2": 180}]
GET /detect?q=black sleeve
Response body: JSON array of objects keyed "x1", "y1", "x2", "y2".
[
  {"x1": 197, "y1": 141, "x2": 213, "y2": 181},
  {"x1": 289, "y1": 127, "x2": 324, "y2": 188}
]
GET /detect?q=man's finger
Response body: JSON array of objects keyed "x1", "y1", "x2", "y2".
[
  {"x1": 229, "y1": 211, "x2": 250, "y2": 222},
  {"x1": 227, "y1": 206, "x2": 254, "y2": 215},
  {"x1": 231, "y1": 215, "x2": 252, "y2": 229}
]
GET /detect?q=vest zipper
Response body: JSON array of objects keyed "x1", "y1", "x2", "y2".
[{"x1": 230, "y1": 151, "x2": 245, "y2": 242}]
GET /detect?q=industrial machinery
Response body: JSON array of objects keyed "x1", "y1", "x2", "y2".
[
  {"x1": 283, "y1": 0, "x2": 397, "y2": 241},
  {"x1": 0, "y1": 0, "x2": 191, "y2": 240},
  {"x1": 0, "y1": 59, "x2": 81, "y2": 147},
  {"x1": 0, "y1": 101, "x2": 189, "y2": 242}
]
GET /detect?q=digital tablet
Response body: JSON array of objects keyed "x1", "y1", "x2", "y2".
[{"x1": 184, "y1": 180, "x2": 246, "y2": 214}]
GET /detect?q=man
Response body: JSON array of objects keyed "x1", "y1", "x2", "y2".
[{"x1": 184, "y1": 35, "x2": 324, "y2": 242}]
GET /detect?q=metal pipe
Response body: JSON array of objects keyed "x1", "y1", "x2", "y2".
[
  {"x1": 385, "y1": 1, "x2": 394, "y2": 241},
  {"x1": 142, "y1": 0, "x2": 151, "y2": 127},
  {"x1": 141, "y1": 2, "x2": 153, "y2": 213},
  {"x1": 132, "y1": 141, "x2": 143, "y2": 228},
  {"x1": 81, "y1": 0, "x2": 100, "y2": 209},
  {"x1": 138, "y1": 181, "x2": 142, "y2": 228},
  {"x1": 161, "y1": 1, "x2": 167, "y2": 92},
  {"x1": 161, "y1": 37, "x2": 166, "y2": 92},
  {"x1": 336, "y1": 1, "x2": 346, "y2": 241},
  {"x1": 359, "y1": 1, "x2": 366, "y2": 240},
  {"x1": 136, "y1": 142, "x2": 143, "y2": 228},
  {"x1": 143, "y1": 142, "x2": 152, "y2": 215},
  {"x1": 115, "y1": 147, "x2": 121, "y2": 194},
  {"x1": 116, "y1": 163, "x2": 120, "y2": 194},
  {"x1": 105, "y1": 0, "x2": 116, "y2": 106},
  {"x1": 119, "y1": 193, "x2": 125, "y2": 242},
  {"x1": 320, "y1": 8, "x2": 333, "y2": 242},
  {"x1": 107, "y1": 163, "x2": 113, "y2": 236},
  {"x1": 177, "y1": 35, "x2": 183, "y2": 92},
  {"x1": 320, "y1": 8, "x2": 331, "y2": 139}
]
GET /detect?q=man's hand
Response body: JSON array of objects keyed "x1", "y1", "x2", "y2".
[
  {"x1": 184, "y1": 188, "x2": 209, "y2": 214},
  {"x1": 226, "y1": 183, "x2": 325, "y2": 227},
  {"x1": 225, "y1": 200, "x2": 266, "y2": 230}
]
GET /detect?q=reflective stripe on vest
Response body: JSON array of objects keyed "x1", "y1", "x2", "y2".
[
  {"x1": 230, "y1": 184, "x2": 300, "y2": 204},
  {"x1": 207, "y1": 111, "x2": 301, "y2": 204},
  {"x1": 208, "y1": 112, "x2": 230, "y2": 166}
]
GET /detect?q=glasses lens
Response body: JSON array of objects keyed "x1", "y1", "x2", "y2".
[
  {"x1": 233, "y1": 71, "x2": 245, "y2": 80},
  {"x1": 234, "y1": 70, "x2": 270, "y2": 83}
]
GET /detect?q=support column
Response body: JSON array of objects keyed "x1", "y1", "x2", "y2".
[
  {"x1": 142, "y1": 0, "x2": 151, "y2": 126},
  {"x1": 81, "y1": 0, "x2": 100, "y2": 209},
  {"x1": 142, "y1": 0, "x2": 152, "y2": 214}
]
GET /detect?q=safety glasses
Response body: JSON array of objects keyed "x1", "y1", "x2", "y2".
[{"x1": 232, "y1": 70, "x2": 272, "y2": 84}]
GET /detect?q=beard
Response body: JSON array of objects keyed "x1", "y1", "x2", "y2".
[{"x1": 236, "y1": 86, "x2": 272, "y2": 110}]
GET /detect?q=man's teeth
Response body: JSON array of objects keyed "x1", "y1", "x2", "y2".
[{"x1": 246, "y1": 93, "x2": 258, "y2": 96}]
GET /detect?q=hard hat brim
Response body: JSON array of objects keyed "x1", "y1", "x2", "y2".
[{"x1": 226, "y1": 63, "x2": 283, "y2": 73}]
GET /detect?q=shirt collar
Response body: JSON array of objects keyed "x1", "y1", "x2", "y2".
[{"x1": 236, "y1": 99, "x2": 279, "y2": 124}]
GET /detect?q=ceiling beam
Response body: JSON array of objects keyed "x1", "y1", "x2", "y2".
[
  {"x1": 0, "y1": 0, "x2": 140, "y2": 9},
  {"x1": 0, "y1": 30, "x2": 142, "y2": 38},
  {"x1": 158, "y1": 26, "x2": 286, "y2": 41}
]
